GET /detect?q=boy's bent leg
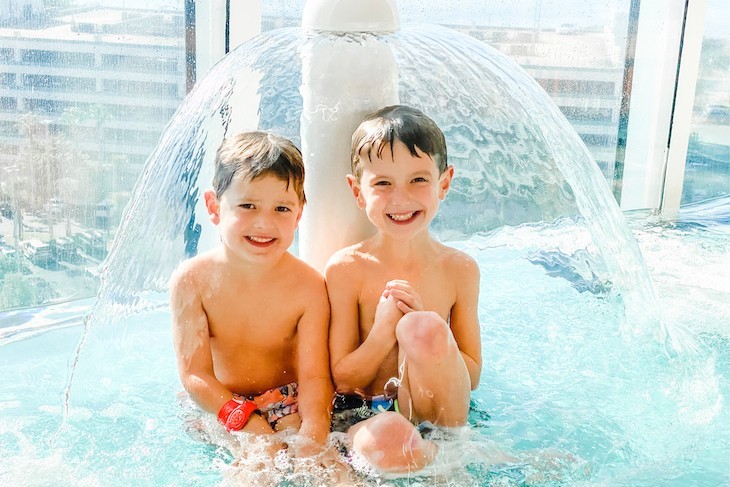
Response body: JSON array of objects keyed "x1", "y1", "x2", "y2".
[
  {"x1": 395, "y1": 311, "x2": 471, "y2": 426},
  {"x1": 348, "y1": 412, "x2": 438, "y2": 474}
]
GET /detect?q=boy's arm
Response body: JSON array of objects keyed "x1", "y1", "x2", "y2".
[
  {"x1": 326, "y1": 259, "x2": 400, "y2": 393},
  {"x1": 449, "y1": 253, "x2": 483, "y2": 390},
  {"x1": 295, "y1": 276, "x2": 334, "y2": 448},
  {"x1": 170, "y1": 264, "x2": 233, "y2": 413}
]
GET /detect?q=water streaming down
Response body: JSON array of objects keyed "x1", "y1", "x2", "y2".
[
  {"x1": 101, "y1": 25, "x2": 665, "y2": 336},
  {"x1": 55, "y1": 22, "x2": 729, "y2": 485}
]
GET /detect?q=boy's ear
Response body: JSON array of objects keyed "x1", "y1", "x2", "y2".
[
  {"x1": 204, "y1": 189, "x2": 221, "y2": 225},
  {"x1": 294, "y1": 205, "x2": 303, "y2": 226},
  {"x1": 346, "y1": 174, "x2": 366, "y2": 209},
  {"x1": 438, "y1": 165, "x2": 455, "y2": 200}
]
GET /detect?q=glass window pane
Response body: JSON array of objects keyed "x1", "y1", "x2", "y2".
[
  {"x1": 262, "y1": 0, "x2": 634, "y2": 185},
  {"x1": 682, "y1": 0, "x2": 730, "y2": 205},
  {"x1": 0, "y1": 2, "x2": 186, "y2": 310}
]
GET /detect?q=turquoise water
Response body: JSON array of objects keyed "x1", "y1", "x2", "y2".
[
  {"x1": 2, "y1": 14, "x2": 726, "y2": 486},
  {"x1": 1, "y1": 209, "x2": 728, "y2": 486}
]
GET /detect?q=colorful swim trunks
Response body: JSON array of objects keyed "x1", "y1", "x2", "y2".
[
  {"x1": 235, "y1": 382, "x2": 299, "y2": 428},
  {"x1": 330, "y1": 392, "x2": 399, "y2": 432}
]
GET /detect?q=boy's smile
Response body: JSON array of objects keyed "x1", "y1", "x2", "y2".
[
  {"x1": 246, "y1": 235, "x2": 276, "y2": 246},
  {"x1": 205, "y1": 174, "x2": 303, "y2": 264},
  {"x1": 349, "y1": 141, "x2": 452, "y2": 239},
  {"x1": 387, "y1": 210, "x2": 422, "y2": 224}
]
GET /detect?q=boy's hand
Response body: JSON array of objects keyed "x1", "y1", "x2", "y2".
[
  {"x1": 372, "y1": 292, "x2": 403, "y2": 340},
  {"x1": 384, "y1": 280, "x2": 423, "y2": 314},
  {"x1": 291, "y1": 441, "x2": 352, "y2": 483},
  {"x1": 291, "y1": 435, "x2": 326, "y2": 458}
]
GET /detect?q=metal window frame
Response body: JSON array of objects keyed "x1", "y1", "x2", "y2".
[
  {"x1": 659, "y1": 0, "x2": 708, "y2": 215},
  {"x1": 611, "y1": 0, "x2": 642, "y2": 203},
  {"x1": 618, "y1": 0, "x2": 709, "y2": 212},
  {"x1": 185, "y1": 0, "x2": 261, "y2": 89}
]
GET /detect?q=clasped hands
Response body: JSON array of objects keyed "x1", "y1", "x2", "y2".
[{"x1": 372, "y1": 280, "x2": 423, "y2": 338}]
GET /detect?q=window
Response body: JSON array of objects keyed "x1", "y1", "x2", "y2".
[
  {"x1": 681, "y1": 1, "x2": 730, "y2": 205},
  {"x1": 260, "y1": 0, "x2": 633, "y2": 189},
  {"x1": 0, "y1": 2, "x2": 186, "y2": 310}
]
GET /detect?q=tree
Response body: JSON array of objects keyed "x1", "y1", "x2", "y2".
[
  {"x1": 16, "y1": 113, "x2": 75, "y2": 239},
  {"x1": 60, "y1": 104, "x2": 111, "y2": 226}
]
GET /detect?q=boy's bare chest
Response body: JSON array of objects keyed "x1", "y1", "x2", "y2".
[
  {"x1": 204, "y1": 287, "x2": 300, "y2": 343},
  {"x1": 358, "y1": 266, "x2": 456, "y2": 328}
]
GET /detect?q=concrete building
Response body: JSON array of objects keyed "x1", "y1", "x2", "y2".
[
  {"x1": 261, "y1": 14, "x2": 628, "y2": 181},
  {"x1": 0, "y1": 6, "x2": 186, "y2": 215},
  {"x1": 0, "y1": 0, "x2": 42, "y2": 23},
  {"x1": 445, "y1": 23, "x2": 627, "y2": 180},
  {"x1": 0, "y1": 7, "x2": 626, "y2": 205}
]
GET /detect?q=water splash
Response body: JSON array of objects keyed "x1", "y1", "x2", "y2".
[
  {"x1": 46, "y1": 21, "x2": 725, "y2": 484},
  {"x1": 90, "y1": 25, "x2": 681, "y2": 349}
]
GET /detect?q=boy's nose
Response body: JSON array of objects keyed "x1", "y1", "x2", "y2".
[
  {"x1": 390, "y1": 185, "x2": 409, "y2": 202},
  {"x1": 253, "y1": 213, "x2": 273, "y2": 230}
]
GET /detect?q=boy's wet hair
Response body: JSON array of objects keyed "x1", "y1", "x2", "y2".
[
  {"x1": 213, "y1": 131, "x2": 306, "y2": 203},
  {"x1": 351, "y1": 105, "x2": 447, "y2": 179}
]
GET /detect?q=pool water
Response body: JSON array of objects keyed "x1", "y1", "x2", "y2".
[{"x1": 0, "y1": 211, "x2": 728, "y2": 486}]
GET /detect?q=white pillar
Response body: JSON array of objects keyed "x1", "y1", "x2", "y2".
[
  {"x1": 229, "y1": 1, "x2": 261, "y2": 52},
  {"x1": 620, "y1": 0, "x2": 686, "y2": 210},
  {"x1": 193, "y1": 1, "x2": 264, "y2": 254},
  {"x1": 298, "y1": 0, "x2": 400, "y2": 271},
  {"x1": 194, "y1": 0, "x2": 227, "y2": 79},
  {"x1": 660, "y1": 0, "x2": 707, "y2": 215},
  {"x1": 195, "y1": 0, "x2": 261, "y2": 80},
  {"x1": 620, "y1": 0, "x2": 708, "y2": 213}
]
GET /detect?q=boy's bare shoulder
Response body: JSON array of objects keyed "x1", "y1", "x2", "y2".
[
  {"x1": 324, "y1": 242, "x2": 370, "y2": 276},
  {"x1": 438, "y1": 243, "x2": 480, "y2": 277},
  {"x1": 282, "y1": 254, "x2": 329, "y2": 306},
  {"x1": 169, "y1": 249, "x2": 220, "y2": 288},
  {"x1": 286, "y1": 253, "x2": 326, "y2": 284}
]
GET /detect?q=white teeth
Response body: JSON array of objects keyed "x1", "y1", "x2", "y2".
[
  {"x1": 248, "y1": 236, "x2": 274, "y2": 243},
  {"x1": 388, "y1": 212, "x2": 415, "y2": 222}
]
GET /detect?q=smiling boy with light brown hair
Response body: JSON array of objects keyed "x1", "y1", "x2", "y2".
[
  {"x1": 171, "y1": 131, "x2": 332, "y2": 457},
  {"x1": 326, "y1": 105, "x2": 483, "y2": 473}
]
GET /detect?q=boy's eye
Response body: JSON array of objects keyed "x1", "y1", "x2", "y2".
[
  {"x1": 374, "y1": 181, "x2": 391, "y2": 186},
  {"x1": 239, "y1": 203, "x2": 255, "y2": 209},
  {"x1": 412, "y1": 177, "x2": 428, "y2": 183},
  {"x1": 275, "y1": 206, "x2": 291, "y2": 212}
]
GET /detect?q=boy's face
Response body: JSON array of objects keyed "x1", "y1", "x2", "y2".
[
  {"x1": 204, "y1": 174, "x2": 303, "y2": 265},
  {"x1": 348, "y1": 141, "x2": 453, "y2": 240}
]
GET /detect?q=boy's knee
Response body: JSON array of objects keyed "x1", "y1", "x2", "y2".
[
  {"x1": 351, "y1": 412, "x2": 427, "y2": 471},
  {"x1": 396, "y1": 311, "x2": 451, "y2": 360}
]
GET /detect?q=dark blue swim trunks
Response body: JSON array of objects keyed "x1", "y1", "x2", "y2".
[{"x1": 331, "y1": 392, "x2": 399, "y2": 432}]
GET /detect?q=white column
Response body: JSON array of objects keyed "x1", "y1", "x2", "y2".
[
  {"x1": 189, "y1": 1, "x2": 264, "y2": 254},
  {"x1": 298, "y1": 0, "x2": 400, "y2": 271},
  {"x1": 195, "y1": 0, "x2": 262, "y2": 80},
  {"x1": 194, "y1": 0, "x2": 227, "y2": 80},
  {"x1": 620, "y1": 0, "x2": 685, "y2": 210},
  {"x1": 229, "y1": 0, "x2": 261, "y2": 52},
  {"x1": 660, "y1": 0, "x2": 707, "y2": 215}
]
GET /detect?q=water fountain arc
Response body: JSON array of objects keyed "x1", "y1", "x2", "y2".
[
  {"x1": 102, "y1": 0, "x2": 669, "y2": 343},
  {"x1": 52, "y1": 1, "x2": 725, "y2": 484}
]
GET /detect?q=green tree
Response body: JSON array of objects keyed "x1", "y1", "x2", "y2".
[
  {"x1": 16, "y1": 114, "x2": 76, "y2": 239},
  {"x1": 60, "y1": 104, "x2": 111, "y2": 226}
]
